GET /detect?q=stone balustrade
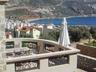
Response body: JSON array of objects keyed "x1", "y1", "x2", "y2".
[{"x1": 5, "y1": 38, "x2": 80, "y2": 72}]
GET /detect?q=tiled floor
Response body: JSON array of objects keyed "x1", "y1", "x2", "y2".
[{"x1": 75, "y1": 69, "x2": 87, "y2": 72}]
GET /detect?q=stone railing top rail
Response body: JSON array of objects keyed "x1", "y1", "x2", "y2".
[
  {"x1": 77, "y1": 43, "x2": 96, "y2": 49},
  {"x1": 78, "y1": 54, "x2": 96, "y2": 61},
  {"x1": 6, "y1": 38, "x2": 60, "y2": 46},
  {"x1": 0, "y1": 0, "x2": 8, "y2": 2},
  {"x1": 6, "y1": 47, "x2": 79, "y2": 63},
  {"x1": 0, "y1": 0, "x2": 8, "y2": 4}
]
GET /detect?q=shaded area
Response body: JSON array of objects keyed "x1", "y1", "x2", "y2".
[{"x1": 77, "y1": 55, "x2": 96, "y2": 72}]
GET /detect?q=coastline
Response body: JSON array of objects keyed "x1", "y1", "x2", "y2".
[{"x1": 28, "y1": 16, "x2": 96, "y2": 26}]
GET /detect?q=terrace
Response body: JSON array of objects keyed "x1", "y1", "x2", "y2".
[
  {"x1": 5, "y1": 38, "x2": 79, "y2": 72},
  {"x1": 5, "y1": 38, "x2": 69, "y2": 58}
]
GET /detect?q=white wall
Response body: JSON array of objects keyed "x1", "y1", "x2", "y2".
[
  {"x1": 33, "y1": 29, "x2": 40, "y2": 39},
  {"x1": 0, "y1": 4, "x2": 6, "y2": 72},
  {"x1": 6, "y1": 64, "x2": 15, "y2": 72},
  {"x1": 6, "y1": 54, "x2": 77, "y2": 72}
]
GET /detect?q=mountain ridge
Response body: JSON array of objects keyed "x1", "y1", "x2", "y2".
[{"x1": 6, "y1": 0, "x2": 96, "y2": 18}]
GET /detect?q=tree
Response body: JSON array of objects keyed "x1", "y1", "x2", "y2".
[
  {"x1": 48, "y1": 30, "x2": 60, "y2": 41},
  {"x1": 41, "y1": 28, "x2": 60, "y2": 41},
  {"x1": 90, "y1": 27, "x2": 96, "y2": 40},
  {"x1": 69, "y1": 26, "x2": 83, "y2": 42}
]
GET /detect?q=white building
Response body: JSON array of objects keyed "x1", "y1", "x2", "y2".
[
  {"x1": 47, "y1": 24, "x2": 54, "y2": 29},
  {"x1": 37, "y1": 24, "x2": 44, "y2": 29},
  {"x1": 32, "y1": 28, "x2": 41, "y2": 39},
  {"x1": 5, "y1": 32, "x2": 13, "y2": 39}
]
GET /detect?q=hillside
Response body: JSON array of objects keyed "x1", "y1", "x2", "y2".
[{"x1": 5, "y1": 0, "x2": 96, "y2": 19}]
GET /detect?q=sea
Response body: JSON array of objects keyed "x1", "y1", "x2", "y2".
[{"x1": 30, "y1": 16, "x2": 96, "y2": 26}]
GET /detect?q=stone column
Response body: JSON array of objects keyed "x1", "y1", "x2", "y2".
[
  {"x1": 37, "y1": 41, "x2": 44, "y2": 53},
  {"x1": 0, "y1": 0, "x2": 8, "y2": 72},
  {"x1": 40, "y1": 59, "x2": 48, "y2": 71},
  {"x1": 69, "y1": 54, "x2": 77, "y2": 72}
]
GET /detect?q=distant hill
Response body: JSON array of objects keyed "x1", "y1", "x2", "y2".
[{"x1": 5, "y1": 0, "x2": 96, "y2": 18}]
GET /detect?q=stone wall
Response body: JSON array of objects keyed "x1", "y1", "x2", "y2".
[
  {"x1": 6, "y1": 54, "x2": 78, "y2": 72},
  {"x1": 76, "y1": 44, "x2": 96, "y2": 58},
  {"x1": 0, "y1": 4, "x2": 6, "y2": 72},
  {"x1": 77, "y1": 54, "x2": 96, "y2": 72}
]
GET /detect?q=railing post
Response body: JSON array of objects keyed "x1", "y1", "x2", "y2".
[
  {"x1": 37, "y1": 41, "x2": 45, "y2": 53},
  {"x1": 40, "y1": 58, "x2": 48, "y2": 71},
  {"x1": 14, "y1": 39, "x2": 21, "y2": 48}
]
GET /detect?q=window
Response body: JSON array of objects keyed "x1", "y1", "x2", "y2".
[
  {"x1": 48, "y1": 56, "x2": 69, "y2": 66},
  {"x1": 6, "y1": 41, "x2": 14, "y2": 49}
]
